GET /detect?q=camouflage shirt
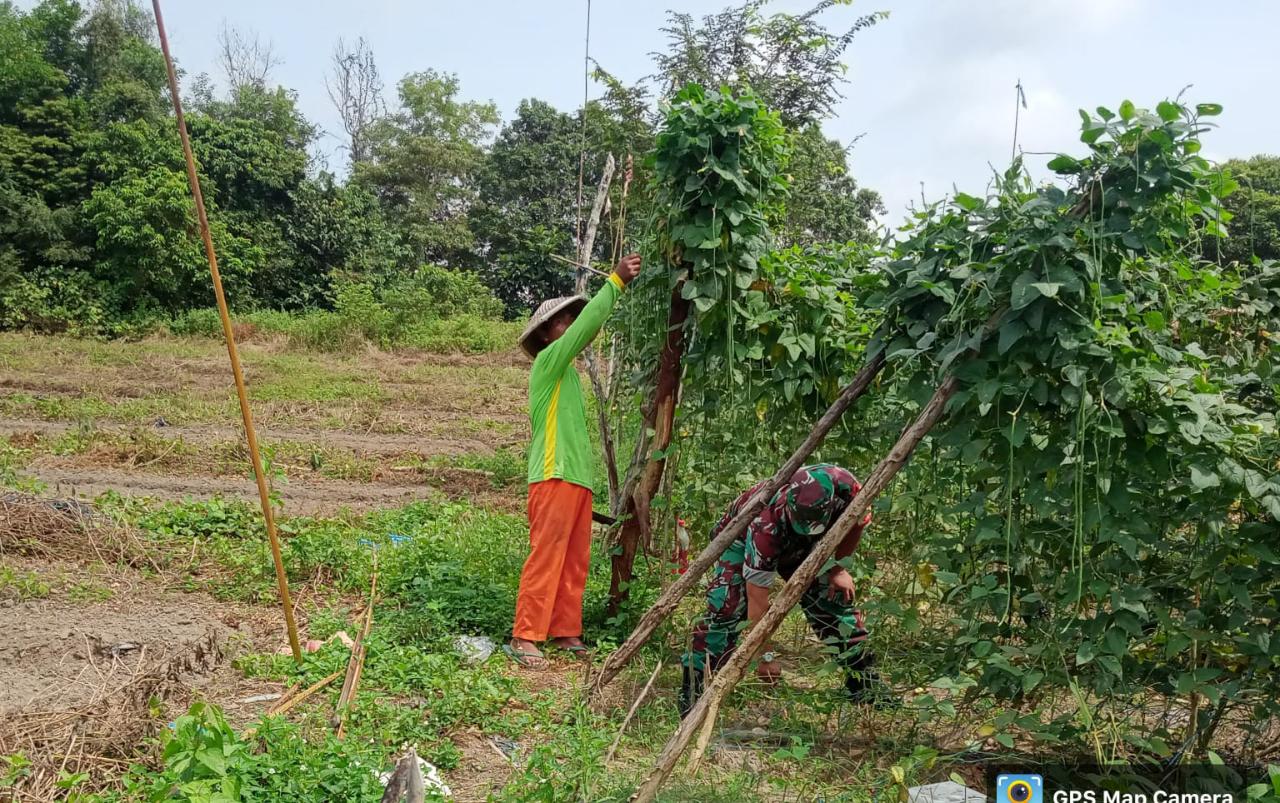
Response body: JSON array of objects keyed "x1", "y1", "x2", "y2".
[{"x1": 709, "y1": 464, "x2": 870, "y2": 587}]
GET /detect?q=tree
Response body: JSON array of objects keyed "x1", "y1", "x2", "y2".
[
  {"x1": 356, "y1": 70, "x2": 498, "y2": 268},
  {"x1": 217, "y1": 23, "x2": 280, "y2": 93},
  {"x1": 652, "y1": 0, "x2": 887, "y2": 127},
  {"x1": 79, "y1": 0, "x2": 166, "y2": 123},
  {"x1": 472, "y1": 99, "x2": 581, "y2": 314},
  {"x1": 1214, "y1": 155, "x2": 1280, "y2": 264},
  {"x1": 326, "y1": 36, "x2": 384, "y2": 167},
  {"x1": 783, "y1": 125, "x2": 882, "y2": 245}
]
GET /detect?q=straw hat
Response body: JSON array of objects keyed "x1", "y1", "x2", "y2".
[{"x1": 518, "y1": 295, "x2": 588, "y2": 358}]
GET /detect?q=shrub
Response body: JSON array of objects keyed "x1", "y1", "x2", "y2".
[
  {"x1": 167, "y1": 308, "x2": 225, "y2": 338},
  {"x1": 162, "y1": 265, "x2": 513, "y2": 353}
]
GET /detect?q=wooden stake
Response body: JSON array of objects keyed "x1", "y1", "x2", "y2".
[
  {"x1": 260, "y1": 669, "x2": 343, "y2": 720},
  {"x1": 335, "y1": 560, "x2": 378, "y2": 739},
  {"x1": 151, "y1": 0, "x2": 301, "y2": 663},
  {"x1": 605, "y1": 660, "x2": 663, "y2": 764},
  {"x1": 630, "y1": 374, "x2": 960, "y2": 802},
  {"x1": 577, "y1": 155, "x2": 622, "y2": 508},
  {"x1": 591, "y1": 351, "x2": 887, "y2": 695}
]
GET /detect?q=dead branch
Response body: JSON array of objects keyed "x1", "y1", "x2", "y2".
[
  {"x1": 605, "y1": 660, "x2": 664, "y2": 763},
  {"x1": 326, "y1": 36, "x2": 384, "y2": 165},
  {"x1": 577, "y1": 153, "x2": 622, "y2": 509},
  {"x1": 217, "y1": 23, "x2": 280, "y2": 92}
]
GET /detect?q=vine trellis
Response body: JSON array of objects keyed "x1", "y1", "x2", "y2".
[{"x1": 596, "y1": 92, "x2": 1279, "y2": 799}]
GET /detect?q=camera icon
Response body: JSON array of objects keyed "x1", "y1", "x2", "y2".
[{"x1": 996, "y1": 774, "x2": 1043, "y2": 803}]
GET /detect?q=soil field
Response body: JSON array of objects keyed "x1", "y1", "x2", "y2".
[{"x1": 0, "y1": 333, "x2": 533, "y2": 516}]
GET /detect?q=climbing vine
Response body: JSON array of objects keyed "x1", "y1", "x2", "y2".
[{"x1": 864, "y1": 99, "x2": 1280, "y2": 754}]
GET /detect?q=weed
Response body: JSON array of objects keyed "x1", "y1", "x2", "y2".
[
  {"x1": 0, "y1": 753, "x2": 32, "y2": 790},
  {"x1": 50, "y1": 421, "x2": 98, "y2": 455},
  {"x1": 0, "y1": 566, "x2": 52, "y2": 600},
  {"x1": 134, "y1": 497, "x2": 262, "y2": 540},
  {"x1": 428, "y1": 448, "x2": 525, "y2": 488},
  {"x1": 0, "y1": 440, "x2": 37, "y2": 490},
  {"x1": 67, "y1": 580, "x2": 112, "y2": 603}
]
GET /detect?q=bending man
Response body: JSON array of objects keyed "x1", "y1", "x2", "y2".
[{"x1": 680, "y1": 463, "x2": 896, "y2": 714}]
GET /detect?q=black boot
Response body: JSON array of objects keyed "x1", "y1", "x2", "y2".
[
  {"x1": 843, "y1": 652, "x2": 900, "y2": 710},
  {"x1": 679, "y1": 665, "x2": 704, "y2": 718}
]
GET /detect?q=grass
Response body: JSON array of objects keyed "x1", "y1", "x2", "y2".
[
  {"x1": 0, "y1": 566, "x2": 51, "y2": 600},
  {"x1": 66, "y1": 579, "x2": 113, "y2": 603},
  {"x1": 69, "y1": 491, "x2": 940, "y2": 801},
  {"x1": 166, "y1": 306, "x2": 522, "y2": 356},
  {"x1": 0, "y1": 331, "x2": 1049, "y2": 802},
  {"x1": 0, "y1": 332, "x2": 524, "y2": 442}
]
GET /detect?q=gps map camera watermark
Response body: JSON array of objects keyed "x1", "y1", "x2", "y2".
[{"x1": 999, "y1": 774, "x2": 1045, "y2": 803}]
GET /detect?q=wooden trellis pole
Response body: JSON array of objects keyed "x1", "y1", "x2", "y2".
[
  {"x1": 590, "y1": 350, "x2": 887, "y2": 695},
  {"x1": 608, "y1": 285, "x2": 690, "y2": 614},
  {"x1": 576, "y1": 154, "x2": 621, "y2": 508},
  {"x1": 630, "y1": 374, "x2": 960, "y2": 802},
  {"x1": 152, "y1": 0, "x2": 302, "y2": 662}
]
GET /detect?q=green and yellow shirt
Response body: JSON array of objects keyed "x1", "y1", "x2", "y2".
[{"x1": 526, "y1": 273, "x2": 625, "y2": 489}]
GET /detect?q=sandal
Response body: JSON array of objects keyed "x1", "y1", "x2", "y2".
[
  {"x1": 503, "y1": 644, "x2": 547, "y2": 668},
  {"x1": 549, "y1": 638, "x2": 591, "y2": 658}
]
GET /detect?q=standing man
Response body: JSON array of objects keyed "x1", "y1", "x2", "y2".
[
  {"x1": 506, "y1": 254, "x2": 642, "y2": 669},
  {"x1": 679, "y1": 464, "x2": 897, "y2": 713}
]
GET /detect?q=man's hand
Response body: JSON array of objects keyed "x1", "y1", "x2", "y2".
[
  {"x1": 827, "y1": 567, "x2": 855, "y2": 604},
  {"x1": 615, "y1": 253, "x2": 642, "y2": 285}
]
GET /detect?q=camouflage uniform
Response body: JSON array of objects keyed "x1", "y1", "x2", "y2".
[{"x1": 682, "y1": 464, "x2": 873, "y2": 674}]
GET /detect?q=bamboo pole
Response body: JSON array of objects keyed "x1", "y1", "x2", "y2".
[
  {"x1": 335, "y1": 562, "x2": 378, "y2": 739},
  {"x1": 151, "y1": 0, "x2": 301, "y2": 662},
  {"x1": 630, "y1": 374, "x2": 960, "y2": 802},
  {"x1": 590, "y1": 350, "x2": 887, "y2": 695}
]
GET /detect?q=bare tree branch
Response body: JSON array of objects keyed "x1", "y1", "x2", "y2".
[
  {"x1": 326, "y1": 36, "x2": 385, "y2": 166},
  {"x1": 217, "y1": 23, "x2": 280, "y2": 92}
]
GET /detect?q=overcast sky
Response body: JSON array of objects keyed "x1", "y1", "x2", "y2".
[{"x1": 31, "y1": 0, "x2": 1279, "y2": 226}]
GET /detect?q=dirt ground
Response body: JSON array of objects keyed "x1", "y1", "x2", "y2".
[
  {"x1": 0, "y1": 559, "x2": 279, "y2": 715},
  {"x1": 0, "y1": 335, "x2": 543, "y2": 797},
  {"x1": 0, "y1": 334, "x2": 533, "y2": 515}
]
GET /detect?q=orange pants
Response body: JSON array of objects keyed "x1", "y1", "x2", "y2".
[{"x1": 512, "y1": 479, "x2": 593, "y2": 642}]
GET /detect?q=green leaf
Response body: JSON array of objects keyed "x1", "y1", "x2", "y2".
[
  {"x1": 998, "y1": 320, "x2": 1027, "y2": 354},
  {"x1": 1097, "y1": 655, "x2": 1123, "y2": 678},
  {"x1": 1190, "y1": 465, "x2": 1220, "y2": 490},
  {"x1": 1010, "y1": 271, "x2": 1040, "y2": 310},
  {"x1": 954, "y1": 192, "x2": 982, "y2": 212},
  {"x1": 1022, "y1": 670, "x2": 1045, "y2": 693},
  {"x1": 1157, "y1": 101, "x2": 1181, "y2": 122},
  {"x1": 1081, "y1": 125, "x2": 1106, "y2": 145},
  {"x1": 1104, "y1": 627, "x2": 1128, "y2": 655},
  {"x1": 1196, "y1": 103, "x2": 1223, "y2": 117},
  {"x1": 1047, "y1": 154, "x2": 1080, "y2": 173},
  {"x1": 1075, "y1": 642, "x2": 1096, "y2": 665},
  {"x1": 1119, "y1": 100, "x2": 1136, "y2": 121},
  {"x1": 1142, "y1": 310, "x2": 1167, "y2": 331},
  {"x1": 1030, "y1": 282, "x2": 1061, "y2": 299},
  {"x1": 995, "y1": 733, "x2": 1015, "y2": 748}
]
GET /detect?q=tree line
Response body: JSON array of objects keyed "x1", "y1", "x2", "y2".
[
  {"x1": 0, "y1": 0, "x2": 892, "y2": 333},
  {"x1": 2, "y1": 0, "x2": 1274, "y2": 336}
]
